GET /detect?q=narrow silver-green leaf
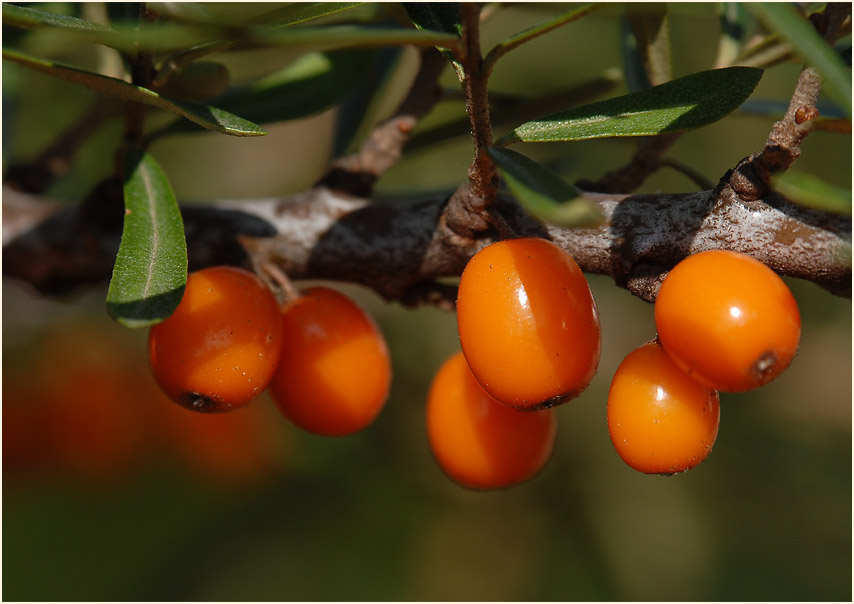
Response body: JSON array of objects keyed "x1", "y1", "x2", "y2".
[
  {"x1": 258, "y1": 2, "x2": 366, "y2": 28},
  {"x1": 2, "y1": 3, "x2": 111, "y2": 32},
  {"x1": 773, "y1": 171, "x2": 852, "y2": 214},
  {"x1": 747, "y1": 3, "x2": 851, "y2": 116},
  {"x1": 498, "y1": 66, "x2": 763, "y2": 145},
  {"x1": 2, "y1": 48, "x2": 266, "y2": 136},
  {"x1": 107, "y1": 149, "x2": 188, "y2": 328},
  {"x1": 251, "y1": 25, "x2": 460, "y2": 51},
  {"x1": 487, "y1": 147, "x2": 603, "y2": 228}
]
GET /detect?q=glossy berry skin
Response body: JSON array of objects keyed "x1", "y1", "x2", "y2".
[
  {"x1": 148, "y1": 266, "x2": 282, "y2": 413},
  {"x1": 607, "y1": 341, "x2": 720, "y2": 475},
  {"x1": 427, "y1": 352, "x2": 557, "y2": 489},
  {"x1": 655, "y1": 250, "x2": 801, "y2": 392},
  {"x1": 269, "y1": 287, "x2": 391, "y2": 437},
  {"x1": 457, "y1": 237, "x2": 601, "y2": 410}
]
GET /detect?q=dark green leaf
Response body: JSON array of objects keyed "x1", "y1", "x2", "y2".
[
  {"x1": 406, "y1": 69, "x2": 623, "y2": 152},
  {"x1": 107, "y1": 149, "x2": 188, "y2": 328},
  {"x1": 159, "y1": 49, "x2": 377, "y2": 136},
  {"x1": 746, "y1": 3, "x2": 851, "y2": 116},
  {"x1": 2, "y1": 48, "x2": 266, "y2": 136},
  {"x1": 403, "y1": 3, "x2": 462, "y2": 36},
  {"x1": 487, "y1": 147, "x2": 603, "y2": 228},
  {"x1": 333, "y1": 48, "x2": 405, "y2": 156},
  {"x1": 498, "y1": 66, "x2": 763, "y2": 144},
  {"x1": 773, "y1": 171, "x2": 852, "y2": 214},
  {"x1": 403, "y1": 3, "x2": 461, "y2": 69}
]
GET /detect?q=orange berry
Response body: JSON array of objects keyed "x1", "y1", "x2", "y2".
[
  {"x1": 269, "y1": 287, "x2": 391, "y2": 436},
  {"x1": 426, "y1": 352, "x2": 557, "y2": 489},
  {"x1": 607, "y1": 340, "x2": 720, "y2": 475},
  {"x1": 655, "y1": 250, "x2": 801, "y2": 392},
  {"x1": 148, "y1": 266, "x2": 282, "y2": 412},
  {"x1": 456, "y1": 237, "x2": 601, "y2": 410}
]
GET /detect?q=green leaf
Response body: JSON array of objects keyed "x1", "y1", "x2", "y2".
[
  {"x1": 2, "y1": 3, "x2": 111, "y2": 32},
  {"x1": 402, "y1": 3, "x2": 462, "y2": 36},
  {"x1": 107, "y1": 148, "x2": 188, "y2": 328},
  {"x1": 746, "y1": 3, "x2": 852, "y2": 116},
  {"x1": 487, "y1": 147, "x2": 603, "y2": 228},
  {"x1": 4, "y1": 5, "x2": 224, "y2": 54},
  {"x1": 773, "y1": 171, "x2": 852, "y2": 214},
  {"x1": 498, "y1": 66, "x2": 763, "y2": 145},
  {"x1": 2, "y1": 48, "x2": 266, "y2": 136},
  {"x1": 403, "y1": 3, "x2": 462, "y2": 69},
  {"x1": 158, "y1": 49, "x2": 377, "y2": 136},
  {"x1": 257, "y1": 2, "x2": 367, "y2": 28},
  {"x1": 251, "y1": 25, "x2": 460, "y2": 51}
]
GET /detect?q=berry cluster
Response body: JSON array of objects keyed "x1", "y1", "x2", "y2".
[
  {"x1": 148, "y1": 266, "x2": 391, "y2": 437},
  {"x1": 610, "y1": 249, "x2": 801, "y2": 475},
  {"x1": 430, "y1": 240, "x2": 801, "y2": 488},
  {"x1": 147, "y1": 242, "x2": 801, "y2": 490}
]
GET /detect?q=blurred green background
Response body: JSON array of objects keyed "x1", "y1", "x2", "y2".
[{"x1": 3, "y1": 3, "x2": 851, "y2": 601}]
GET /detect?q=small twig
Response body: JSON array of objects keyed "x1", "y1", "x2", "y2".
[
  {"x1": 318, "y1": 48, "x2": 447, "y2": 197},
  {"x1": 813, "y1": 117, "x2": 852, "y2": 133},
  {"x1": 482, "y1": 4, "x2": 600, "y2": 77},
  {"x1": 728, "y1": 3, "x2": 851, "y2": 201},
  {"x1": 459, "y1": 3, "x2": 498, "y2": 210},
  {"x1": 261, "y1": 261, "x2": 301, "y2": 306},
  {"x1": 659, "y1": 158, "x2": 716, "y2": 191},
  {"x1": 576, "y1": 132, "x2": 681, "y2": 194}
]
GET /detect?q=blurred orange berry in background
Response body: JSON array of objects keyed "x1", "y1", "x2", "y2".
[
  {"x1": 427, "y1": 352, "x2": 557, "y2": 489},
  {"x1": 3, "y1": 318, "x2": 287, "y2": 487}
]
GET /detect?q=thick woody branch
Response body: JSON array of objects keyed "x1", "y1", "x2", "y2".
[{"x1": 5, "y1": 182, "x2": 850, "y2": 304}]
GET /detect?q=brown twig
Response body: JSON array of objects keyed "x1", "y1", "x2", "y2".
[
  {"x1": 318, "y1": 48, "x2": 448, "y2": 197},
  {"x1": 576, "y1": 133, "x2": 682, "y2": 194}
]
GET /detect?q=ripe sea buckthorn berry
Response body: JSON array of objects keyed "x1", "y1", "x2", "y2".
[
  {"x1": 654, "y1": 250, "x2": 801, "y2": 392},
  {"x1": 148, "y1": 266, "x2": 282, "y2": 413},
  {"x1": 427, "y1": 352, "x2": 557, "y2": 489},
  {"x1": 269, "y1": 287, "x2": 391, "y2": 437},
  {"x1": 607, "y1": 340, "x2": 720, "y2": 475},
  {"x1": 456, "y1": 237, "x2": 601, "y2": 410}
]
